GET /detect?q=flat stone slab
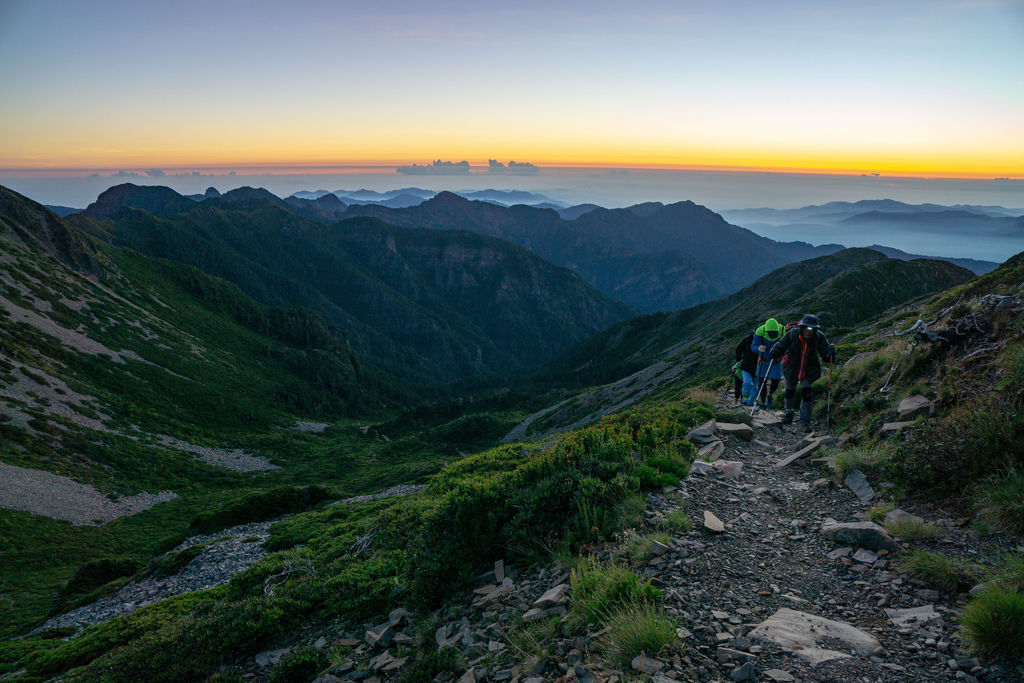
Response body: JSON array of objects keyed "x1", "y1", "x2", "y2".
[
  {"x1": 749, "y1": 608, "x2": 885, "y2": 666},
  {"x1": 699, "y1": 440, "x2": 725, "y2": 462},
  {"x1": 712, "y1": 460, "x2": 743, "y2": 480},
  {"x1": 880, "y1": 420, "x2": 916, "y2": 434},
  {"x1": 717, "y1": 422, "x2": 754, "y2": 442},
  {"x1": 775, "y1": 438, "x2": 828, "y2": 468},
  {"x1": 754, "y1": 414, "x2": 783, "y2": 427},
  {"x1": 704, "y1": 510, "x2": 725, "y2": 533},
  {"x1": 885, "y1": 604, "x2": 942, "y2": 628},
  {"x1": 852, "y1": 548, "x2": 879, "y2": 564},
  {"x1": 821, "y1": 519, "x2": 898, "y2": 551},
  {"x1": 533, "y1": 583, "x2": 569, "y2": 608},
  {"x1": 898, "y1": 395, "x2": 933, "y2": 419},
  {"x1": 690, "y1": 460, "x2": 716, "y2": 476},
  {"x1": 844, "y1": 468, "x2": 876, "y2": 502}
]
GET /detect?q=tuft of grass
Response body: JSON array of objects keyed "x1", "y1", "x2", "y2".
[
  {"x1": 885, "y1": 517, "x2": 940, "y2": 539},
  {"x1": 973, "y1": 469, "x2": 1024, "y2": 534},
  {"x1": 659, "y1": 509, "x2": 692, "y2": 533},
  {"x1": 507, "y1": 620, "x2": 559, "y2": 662},
  {"x1": 829, "y1": 445, "x2": 890, "y2": 480},
  {"x1": 565, "y1": 558, "x2": 661, "y2": 632},
  {"x1": 867, "y1": 502, "x2": 895, "y2": 524},
  {"x1": 898, "y1": 550, "x2": 964, "y2": 592},
  {"x1": 961, "y1": 587, "x2": 1024, "y2": 659},
  {"x1": 604, "y1": 602, "x2": 676, "y2": 664},
  {"x1": 622, "y1": 532, "x2": 671, "y2": 566},
  {"x1": 686, "y1": 387, "x2": 718, "y2": 410},
  {"x1": 612, "y1": 492, "x2": 647, "y2": 531}
]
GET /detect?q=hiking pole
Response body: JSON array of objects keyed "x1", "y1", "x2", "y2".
[
  {"x1": 750, "y1": 358, "x2": 774, "y2": 417},
  {"x1": 826, "y1": 358, "x2": 834, "y2": 432}
]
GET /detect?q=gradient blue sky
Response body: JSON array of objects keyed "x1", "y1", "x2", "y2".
[{"x1": 2, "y1": 0, "x2": 1023, "y2": 175}]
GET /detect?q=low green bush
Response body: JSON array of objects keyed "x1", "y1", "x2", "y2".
[
  {"x1": 269, "y1": 646, "x2": 326, "y2": 683},
  {"x1": 890, "y1": 398, "x2": 1024, "y2": 497},
  {"x1": 829, "y1": 446, "x2": 889, "y2": 480},
  {"x1": 866, "y1": 502, "x2": 895, "y2": 524},
  {"x1": 961, "y1": 587, "x2": 1024, "y2": 659}
]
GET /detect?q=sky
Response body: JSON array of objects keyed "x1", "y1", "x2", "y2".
[{"x1": 1, "y1": 0, "x2": 1022, "y2": 179}]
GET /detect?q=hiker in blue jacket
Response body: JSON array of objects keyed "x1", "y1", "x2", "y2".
[{"x1": 751, "y1": 317, "x2": 784, "y2": 408}]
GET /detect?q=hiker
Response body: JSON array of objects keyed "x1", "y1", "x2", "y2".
[
  {"x1": 771, "y1": 313, "x2": 837, "y2": 431},
  {"x1": 733, "y1": 329, "x2": 760, "y2": 406},
  {"x1": 751, "y1": 318, "x2": 784, "y2": 408},
  {"x1": 730, "y1": 361, "x2": 743, "y2": 402}
]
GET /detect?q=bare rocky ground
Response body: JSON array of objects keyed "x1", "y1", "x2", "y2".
[
  {"x1": 0, "y1": 461, "x2": 176, "y2": 526},
  {"x1": 239, "y1": 395, "x2": 1021, "y2": 682}
]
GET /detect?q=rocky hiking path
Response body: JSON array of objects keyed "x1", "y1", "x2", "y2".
[{"x1": 281, "y1": 397, "x2": 1019, "y2": 683}]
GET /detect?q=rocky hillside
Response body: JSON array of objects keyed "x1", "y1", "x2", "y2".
[
  {"x1": 68, "y1": 184, "x2": 636, "y2": 387},
  {"x1": 508, "y1": 249, "x2": 974, "y2": 439}
]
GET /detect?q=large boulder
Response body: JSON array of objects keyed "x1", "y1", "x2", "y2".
[
  {"x1": 820, "y1": 519, "x2": 898, "y2": 551},
  {"x1": 749, "y1": 608, "x2": 885, "y2": 666}
]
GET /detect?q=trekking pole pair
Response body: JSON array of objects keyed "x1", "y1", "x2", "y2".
[{"x1": 750, "y1": 358, "x2": 774, "y2": 417}]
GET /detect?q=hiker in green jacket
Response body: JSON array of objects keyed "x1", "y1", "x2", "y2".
[
  {"x1": 770, "y1": 314, "x2": 836, "y2": 431},
  {"x1": 730, "y1": 361, "x2": 743, "y2": 402}
]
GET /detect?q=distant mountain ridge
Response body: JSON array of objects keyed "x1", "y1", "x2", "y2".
[
  {"x1": 79, "y1": 183, "x2": 1006, "y2": 312},
  {"x1": 721, "y1": 199, "x2": 1021, "y2": 266},
  {"x1": 68, "y1": 184, "x2": 636, "y2": 388}
]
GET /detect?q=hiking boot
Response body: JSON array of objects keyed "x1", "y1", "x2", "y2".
[
  {"x1": 802, "y1": 422, "x2": 813, "y2": 433},
  {"x1": 781, "y1": 412, "x2": 794, "y2": 425}
]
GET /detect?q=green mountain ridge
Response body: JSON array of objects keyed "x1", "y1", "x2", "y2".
[{"x1": 69, "y1": 188, "x2": 636, "y2": 389}]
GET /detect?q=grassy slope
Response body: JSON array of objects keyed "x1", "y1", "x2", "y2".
[{"x1": 0, "y1": 190, "x2": 528, "y2": 639}]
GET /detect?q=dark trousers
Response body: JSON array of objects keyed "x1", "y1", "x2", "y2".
[
  {"x1": 733, "y1": 377, "x2": 743, "y2": 399},
  {"x1": 784, "y1": 370, "x2": 815, "y2": 425},
  {"x1": 757, "y1": 378, "x2": 779, "y2": 407}
]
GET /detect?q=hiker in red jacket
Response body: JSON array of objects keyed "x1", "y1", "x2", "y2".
[{"x1": 770, "y1": 314, "x2": 836, "y2": 431}]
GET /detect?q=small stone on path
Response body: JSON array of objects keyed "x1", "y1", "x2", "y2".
[
  {"x1": 704, "y1": 510, "x2": 725, "y2": 533},
  {"x1": 631, "y1": 655, "x2": 665, "y2": 674}
]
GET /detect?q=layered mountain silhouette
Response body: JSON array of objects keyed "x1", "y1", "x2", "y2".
[
  {"x1": 721, "y1": 200, "x2": 1020, "y2": 269},
  {"x1": 69, "y1": 185, "x2": 635, "y2": 388}
]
